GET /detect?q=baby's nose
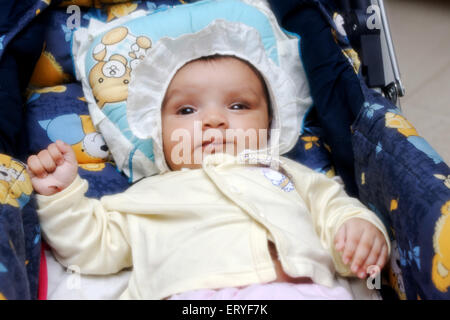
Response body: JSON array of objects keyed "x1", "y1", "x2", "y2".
[{"x1": 202, "y1": 108, "x2": 228, "y2": 129}]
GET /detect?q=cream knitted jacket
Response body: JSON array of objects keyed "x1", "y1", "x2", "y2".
[{"x1": 37, "y1": 153, "x2": 390, "y2": 299}]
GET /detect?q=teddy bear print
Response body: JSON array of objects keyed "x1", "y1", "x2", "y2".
[
  {"x1": 432, "y1": 200, "x2": 450, "y2": 292},
  {"x1": 0, "y1": 154, "x2": 33, "y2": 208},
  {"x1": 385, "y1": 112, "x2": 443, "y2": 164},
  {"x1": 89, "y1": 26, "x2": 152, "y2": 108},
  {"x1": 39, "y1": 114, "x2": 110, "y2": 169}
]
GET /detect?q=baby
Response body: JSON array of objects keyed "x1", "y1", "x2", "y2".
[{"x1": 27, "y1": 24, "x2": 390, "y2": 300}]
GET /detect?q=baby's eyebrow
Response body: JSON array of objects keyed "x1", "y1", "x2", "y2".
[
  {"x1": 167, "y1": 86, "x2": 199, "y2": 95},
  {"x1": 227, "y1": 87, "x2": 263, "y2": 101},
  {"x1": 162, "y1": 88, "x2": 189, "y2": 107}
]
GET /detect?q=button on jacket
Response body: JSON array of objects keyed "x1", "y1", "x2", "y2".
[{"x1": 37, "y1": 153, "x2": 390, "y2": 300}]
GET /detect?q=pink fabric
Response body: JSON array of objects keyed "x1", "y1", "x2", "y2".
[
  {"x1": 38, "y1": 242, "x2": 49, "y2": 300},
  {"x1": 169, "y1": 282, "x2": 353, "y2": 300}
]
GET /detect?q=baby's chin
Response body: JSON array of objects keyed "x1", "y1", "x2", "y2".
[
  {"x1": 166, "y1": 141, "x2": 269, "y2": 171},
  {"x1": 166, "y1": 148, "x2": 239, "y2": 171}
]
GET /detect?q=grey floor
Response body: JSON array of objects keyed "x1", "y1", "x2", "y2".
[{"x1": 384, "y1": 0, "x2": 450, "y2": 164}]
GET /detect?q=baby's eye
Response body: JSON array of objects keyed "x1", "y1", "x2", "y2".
[
  {"x1": 229, "y1": 103, "x2": 248, "y2": 110},
  {"x1": 177, "y1": 105, "x2": 196, "y2": 115}
]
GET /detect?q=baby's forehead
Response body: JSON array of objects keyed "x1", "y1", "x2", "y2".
[
  {"x1": 167, "y1": 55, "x2": 269, "y2": 94},
  {"x1": 180, "y1": 55, "x2": 261, "y2": 76}
]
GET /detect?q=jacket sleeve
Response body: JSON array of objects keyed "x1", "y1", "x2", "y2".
[
  {"x1": 281, "y1": 157, "x2": 391, "y2": 276},
  {"x1": 36, "y1": 175, "x2": 132, "y2": 275}
]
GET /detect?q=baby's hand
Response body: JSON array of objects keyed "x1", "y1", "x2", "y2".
[
  {"x1": 334, "y1": 218, "x2": 388, "y2": 279},
  {"x1": 27, "y1": 140, "x2": 78, "y2": 196}
]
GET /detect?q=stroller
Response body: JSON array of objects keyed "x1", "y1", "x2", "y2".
[{"x1": 0, "y1": 0, "x2": 448, "y2": 300}]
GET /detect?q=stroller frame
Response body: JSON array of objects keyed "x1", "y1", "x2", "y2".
[{"x1": 336, "y1": 0, "x2": 405, "y2": 106}]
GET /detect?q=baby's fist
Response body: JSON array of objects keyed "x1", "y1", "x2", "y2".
[
  {"x1": 334, "y1": 218, "x2": 389, "y2": 279},
  {"x1": 27, "y1": 140, "x2": 78, "y2": 196}
]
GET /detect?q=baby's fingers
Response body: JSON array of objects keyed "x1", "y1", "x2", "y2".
[
  {"x1": 361, "y1": 237, "x2": 383, "y2": 276},
  {"x1": 342, "y1": 231, "x2": 361, "y2": 265},
  {"x1": 37, "y1": 149, "x2": 57, "y2": 173},
  {"x1": 55, "y1": 140, "x2": 77, "y2": 164},
  {"x1": 351, "y1": 233, "x2": 374, "y2": 278},
  {"x1": 48, "y1": 142, "x2": 65, "y2": 166},
  {"x1": 27, "y1": 155, "x2": 46, "y2": 178},
  {"x1": 375, "y1": 243, "x2": 389, "y2": 270}
]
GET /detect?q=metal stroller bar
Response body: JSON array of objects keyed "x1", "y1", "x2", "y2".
[
  {"x1": 377, "y1": 0, "x2": 406, "y2": 98},
  {"x1": 335, "y1": 0, "x2": 406, "y2": 106}
]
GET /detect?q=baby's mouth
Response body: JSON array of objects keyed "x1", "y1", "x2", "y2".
[{"x1": 201, "y1": 138, "x2": 233, "y2": 152}]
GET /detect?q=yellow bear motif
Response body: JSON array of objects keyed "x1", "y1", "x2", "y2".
[
  {"x1": 385, "y1": 112, "x2": 419, "y2": 138},
  {"x1": 432, "y1": 200, "x2": 450, "y2": 292},
  {"x1": 89, "y1": 27, "x2": 152, "y2": 108},
  {"x1": 106, "y1": 3, "x2": 139, "y2": 21},
  {"x1": 73, "y1": 115, "x2": 110, "y2": 164},
  {"x1": 0, "y1": 154, "x2": 33, "y2": 208},
  {"x1": 30, "y1": 50, "x2": 72, "y2": 87},
  {"x1": 342, "y1": 48, "x2": 361, "y2": 74}
]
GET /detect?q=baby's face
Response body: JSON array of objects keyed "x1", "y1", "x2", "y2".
[{"x1": 161, "y1": 57, "x2": 271, "y2": 171}]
